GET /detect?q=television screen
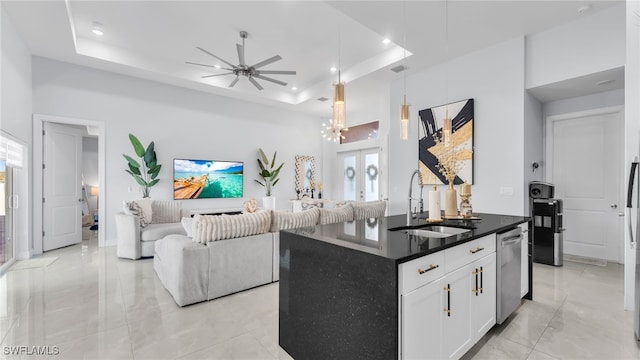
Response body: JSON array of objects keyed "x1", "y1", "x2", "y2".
[{"x1": 173, "y1": 159, "x2": 243, "y2": 200}]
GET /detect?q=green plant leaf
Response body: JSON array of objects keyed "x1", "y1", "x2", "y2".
[
  {"x1": 148, "y1": 164, "x2": 161, "y2": 174},
  {"x1": 270, "y1": 151, "x2": 277, "y2": 168},
  {"x1": 271, "y1": 163, "x2": 284, "y2": 179},
  {"x1": 128, "y1": 163, "x2": 141, "y2": 175},
  {"x1": 133, "y1": 175, "x2": 148, "y2": 186},
  {"x1": 254, "y1": 179, "x2": 265, "y2": 187},
  {"x1": 144, "y1": 142, "x2": 156, "y2": 165},
  {"x1": 129, "y1": 134, "x2": 145, "y2": 157},
  {"x1": 125, "y1": 169, "x2": 134, "y2": 177},
  {"x1": 148, "y1": 179, "x2": 160, "y2": 187},
  {"x1": 123, "y1": 154, "x2": 140, "y2": 168},
  {"x1": 258, "y1": 148, "x2": 269, "y2": 165},
  {"x1": 260, "y1": 169, "x2": 271, "y2": 178},
  {"x1": 148, "y1": 160, "x2": 157, "y2": 169},
  {"x1": 257, "y1": 159, "x2": 266, "y2": 173},
  {"x1": 272, "y1": 178, "x2": 280, "y2": 187}
]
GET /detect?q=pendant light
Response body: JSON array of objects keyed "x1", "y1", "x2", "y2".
[
  {"x1": 333, "y1": 28, "x2": 346, "y2": 130},
  {"x1": 400, "y1": 1, "x2": 410, "y2": 140}
]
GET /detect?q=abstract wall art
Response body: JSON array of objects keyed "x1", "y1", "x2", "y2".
[{"x1": 418, "y1": 98, "x2": 474, "y2": 185}]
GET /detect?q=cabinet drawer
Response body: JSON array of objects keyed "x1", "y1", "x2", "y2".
[
  {"x1": 444, "y1": 234, "x2": 496, "y2": 273},
  {"x1": 399, "y1": 251, "x2": 445, "y2": 295}
]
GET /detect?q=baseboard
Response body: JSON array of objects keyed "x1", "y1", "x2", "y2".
[{"x1": 16, "y1": 250, "x2": 31, "y2": 260}]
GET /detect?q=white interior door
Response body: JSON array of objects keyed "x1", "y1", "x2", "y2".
[
  {"x1": 43, "y1": 122, "x2": 83, "y2": 251},
  {"x1": 339, "y1": 148, "x2": 381, "y2": 202},
  {"x1": 547, "y1": 108, "x2": 623, "y2": 262}
]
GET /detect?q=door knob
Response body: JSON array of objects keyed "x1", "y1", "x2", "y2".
[
  {"x1": 619, "y1": 212, "x2": 625, "y2": 217},
  {"x1": 610, "y1": 204, "x2": 618, "y2": 209}
]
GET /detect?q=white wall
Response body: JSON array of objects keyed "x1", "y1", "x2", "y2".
[
  {"x1": 624, "y1": 0, "x2": 640, "y2": 311},
  {"x1": 523, "y1": 91, "x2": 544, "y2": 214},
  {"x1": 526, "y1": 4, "x2": 625, "y2": 89},
  {"x1": 32, "y1": 57, "x2": 322, "y2": 243},
  {"x1": 542, "y1": 89, "x2": 625, "y2": 118},
  {"x1": 389, "y1": 37, "x2": 526, "y2": 217},
  {"x1": 1, "y1": 5, "x2": 32, "y2": 259}
]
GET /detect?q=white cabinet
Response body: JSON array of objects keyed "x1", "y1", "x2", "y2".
[
  {"x1": 470, "y1": 253, "x2": 496, "y2": 343},
  {"x1": 442, "y1": 265, "x2": 473, "y2": 359},
  {"x1": 400, "y1": 235, "x2": 498, "y2": 360},
  {"x1": 402, "y1": 277, "x2": 445, "y2": 360},
  {"x1": 519, "y1": 223, "x2": 529, "y2": 298}
]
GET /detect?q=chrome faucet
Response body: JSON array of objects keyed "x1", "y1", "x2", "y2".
[{"x1": 408, "y1": 170, "x2": 424, "y2": 224}]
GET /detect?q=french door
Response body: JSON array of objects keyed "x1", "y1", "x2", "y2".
[
  {"x1": 339, "y1": 148, "x2": 382, "y2": 202},
  {"x1": 0, "y1": 161, "x2": 15, "y2": 274}
]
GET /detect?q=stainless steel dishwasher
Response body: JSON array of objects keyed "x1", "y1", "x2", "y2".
[{"x1": 496, "y1": 227, "x2": 522, "y2": 324}]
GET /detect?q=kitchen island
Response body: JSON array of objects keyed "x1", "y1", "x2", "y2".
[{"x1": 279, "y1": 212, "x2": 531, "y2": 360}]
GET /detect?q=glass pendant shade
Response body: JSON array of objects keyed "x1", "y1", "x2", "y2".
[
  {"x1": 332, "y1": 82, "x2": 346, "y2": 129},
  {"x1": 400, "y1": 96, "x2": 409, "y2": 140}
]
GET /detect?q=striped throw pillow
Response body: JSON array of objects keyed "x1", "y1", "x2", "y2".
[
  {"x1": 352, "y1": 200, "x2": 387, "y2": 220},
  {"x1": 319, "y1": 204, "x2": 354, "y2": 225},
  {"x1": 192, "y1": 210, "x2": 271, "y2": 243},
  {"x1": 271, "y1": 208, "x2": 319, "y2": 232}
]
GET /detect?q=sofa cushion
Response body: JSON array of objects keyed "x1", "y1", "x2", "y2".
[
  {"x1": 151, "y1": 200, "x2": 181, "y2": 224},
  {"x1": 271, "y1": 208, "x2": 319, "y2": 232},
  {"x1": 352, "y1": 200, "x2": 387, "y2": 220},
  {"x1": 192, "y1": 210, "x2": 271, "y2": 243},
  {"x1": 181, "y1": 217, "x2": 194, "y2": 237},
  {"x1": 141, "y1": 222, "x2": 186, "y2": 241},
  {"x1": 319, "y1": 204, "x2": 354, "y2": 225}
]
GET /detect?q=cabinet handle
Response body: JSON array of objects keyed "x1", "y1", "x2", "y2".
[
  {"x1": 473, "y1": 268, "x2": 479, "y2": 296},
  {"x1": 470, "y1": 247, "x2": 484, "y2": 254},
  {"x1": 444, "y1": 284, "x2": 451, "y2": 317},
  {"x1": 480, "y1": 266, "x2": 483, "y2": 294},
  {"x1": 418, "y1": 264, "x2": 439, "y2": 275}
]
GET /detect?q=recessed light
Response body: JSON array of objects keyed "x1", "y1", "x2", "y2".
[
  {"x1": 596, "y1": 79, "x2": 615, "y2": 86},
  {"x1": 92, "y1": 21, "x2": 104, "y2": 36},
  {"x1": 330, "y1": 67, "x2": 337, "y2": 72},
  {"x1": 382, "y1": 38, "x2": 391, "y2": 45},
  {"x1": 577, "y1": 5, "x2": 591, "y2": 14},
  {"x1": 292, "y1": 87, "x2": 298, "y2": 91}
]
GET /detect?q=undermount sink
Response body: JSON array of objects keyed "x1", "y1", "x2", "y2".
[{"x1": 401, "y1": 226, "x2": 471, "y2": 238}]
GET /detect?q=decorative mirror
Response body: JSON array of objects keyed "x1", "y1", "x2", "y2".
[{"x1": 295, "y1": 155, "x2": 316, "y2": 192}]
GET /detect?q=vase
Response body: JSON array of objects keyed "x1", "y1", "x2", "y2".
[
  {"x1": 262, "y1": 196, "x2": 276, "y2": 210},
  {"x1": 444, "y1": 181, "x2": 458, "y2": 218}
]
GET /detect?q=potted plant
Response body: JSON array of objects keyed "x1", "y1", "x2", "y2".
[
  {"x1": 255, "y1": 148, "x2": 284, "y2": 210},
  {"x1": 123, "y1": 134, "x2": 161, "y2": 198}
]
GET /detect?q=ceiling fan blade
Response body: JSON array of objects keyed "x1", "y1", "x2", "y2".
[
  {"x1": 254, "y1": 74, "x2": 287, "y2": 87},
  {"x1": 196, "y1": 47, "x2": 237, "y2": 69},
  {"x1": 248, "y1": 76, "x2": 264, "y2": 90},
  {"x1": 251, "y1": 55, "x2": 282, "y2": 70},
  {"x1": 236, "y1": 43, "x2": 246, "y2": 66},
  {"x1": 186, "y1": 62, "x2": 234, "y2": 71},
  {"x1": 255, "y1": 70, "x2": 296, "y2": 75},
  {"x1": 229, "y1": 77, "x2": 240, "y2": 88},
  {"x1": 201, "y1": 72, "x2": 234, "y2": 78}
]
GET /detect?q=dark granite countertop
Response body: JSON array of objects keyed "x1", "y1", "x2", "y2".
[{"x1": 282, "y1": 212, "x2": 530, "y2": 264}]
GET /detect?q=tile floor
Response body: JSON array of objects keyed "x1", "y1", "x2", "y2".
[{"x1": 0, "y1": 238, "x2": 639, "y2": 359}]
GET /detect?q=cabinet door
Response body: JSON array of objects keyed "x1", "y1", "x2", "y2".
[
  {"x1": 401, "y1": 277, "x2": 445, "y2": 360},
  {"x1": 470, "y1": 253, "x2": 497, "y2": 343},
  {"x1": 442, "y1": 265, "x2": 473, "y2": 360},
  {"x1": 519, "y1": 223, "x2": 529, "y2": 297}
]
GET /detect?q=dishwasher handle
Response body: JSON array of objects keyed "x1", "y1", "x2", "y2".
[{"x1": 501, "y1": 234, "x2": 523, "y2": 247}]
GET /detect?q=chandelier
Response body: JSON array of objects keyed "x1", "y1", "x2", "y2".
[{"x1": 321, "y1": 119, "x2": 348, "y2": 143}]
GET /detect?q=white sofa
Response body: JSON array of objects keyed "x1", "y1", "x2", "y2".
[
  {"x1": 115, "y1": 199, "x2": 187, "y2": 260},
  {"x1": 153, "y1": 201, "x2": 387, "y2": 307}
]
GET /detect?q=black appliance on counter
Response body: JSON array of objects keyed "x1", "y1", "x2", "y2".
[{"x1": 529, "y1": 181, "x2": 564, "y2": 266}]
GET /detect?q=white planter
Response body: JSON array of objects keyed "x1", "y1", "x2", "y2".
[{"x1": 262, "y1": 196, "x2": 276, "y2": 210}]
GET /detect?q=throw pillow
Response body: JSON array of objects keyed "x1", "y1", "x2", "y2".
[
  {"x1": 352, "y1": 200, "x2": 387, "y2": 220},
  {"x1": 192, "y1": 210, "x2": 271, "y2": 243},
  {"x1": 181, "y1": 217, "x2": 194, "y2": 237},
  {"x1": 319, "y1": 204, "x2": 354, "y2": 225},
  {"x1": 123, "y1": 200, "x2": 149, "y2": 228},
  {"x1": 271, "y1": 208, "x2": 319, "y2": 232},
  {"x1": 135, "y1": 198, "x2": 153, "y2": 223}
]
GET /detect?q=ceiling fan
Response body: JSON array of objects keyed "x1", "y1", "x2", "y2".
[{"x1": 187, "y1": 30, "x2": 296, "y2": 90}]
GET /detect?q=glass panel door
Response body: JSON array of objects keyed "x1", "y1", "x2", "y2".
[
  {"x1": 0, "y1": 160, "x2": 13, "y2": 271},
  {"x1": 340, "y1": 148, "x2": 381, "y2": 202}
]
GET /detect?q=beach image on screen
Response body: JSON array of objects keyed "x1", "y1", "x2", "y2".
[{"x1": 173, "y1": 159, "x2": 243, "y2": 199}]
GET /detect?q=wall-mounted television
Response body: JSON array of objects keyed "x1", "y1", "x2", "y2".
[{"x1": 173, "y1": 159, "x2": 243, "y2": 200}]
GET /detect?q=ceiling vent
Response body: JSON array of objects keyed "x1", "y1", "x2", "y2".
[
  {"x1": 317, "y1": 97, "x2": 329, "y2": 102},
  {"x1": 391, "y1": 65, "x2": 407, "y2": 73}
]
